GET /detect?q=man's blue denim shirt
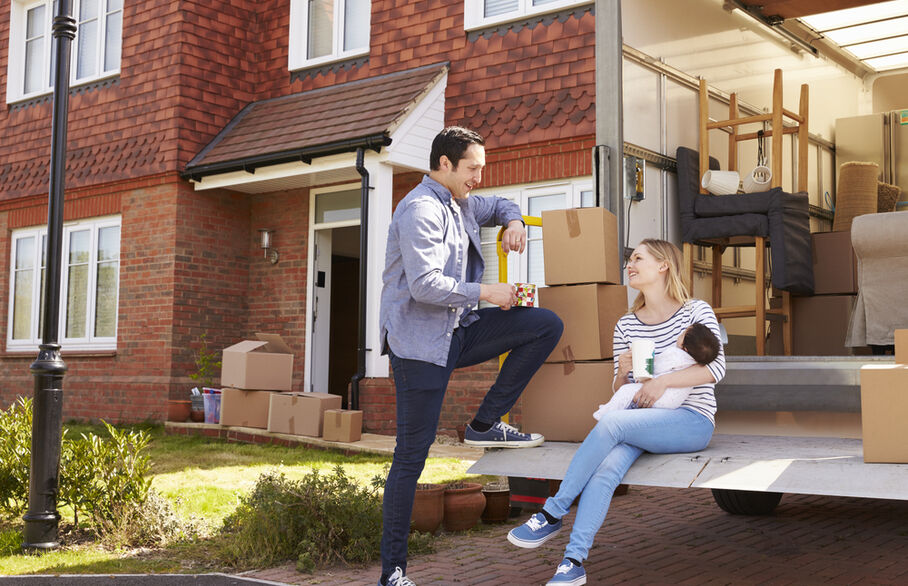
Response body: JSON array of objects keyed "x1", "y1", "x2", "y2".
[{"x1": 380, "y1": 175, "x2": 523, "y2": 366}]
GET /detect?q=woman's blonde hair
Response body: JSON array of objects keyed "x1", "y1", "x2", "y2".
[{"x1": 629, "y1": 238, "x2": 691, "y2": 313}]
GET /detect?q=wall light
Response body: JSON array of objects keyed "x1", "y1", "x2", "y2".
[{"x1": 258, "y1": 228, "x2": 279, "y2": 264}]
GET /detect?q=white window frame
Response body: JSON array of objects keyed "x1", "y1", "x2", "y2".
[
  {"x1": 464, "y1": 0, "x2": 592, "y2": 31},
  {"x1": 7, "y1": 216, "x2": 121, "y2": 352},
  {"x1": 474, "y1": 178, "x2": 593, "y2": 302},
  {"x1": 288, "y1": 0, "x2": 371, "y2": 71},
  {"x1": 6, "y1": 0, "x2": 123, "y2": 104}
]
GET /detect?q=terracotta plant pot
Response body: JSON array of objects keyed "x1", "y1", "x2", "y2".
[
  {"x1": 481, "y1": 483, "x2": 511, "y2": 523},
  {"x1": 410, "y1": 483, "x2": 444, "y2": 534},
  {"x1": 167, "y1": 400, "x2": 191, "y2": 422},
  {"x1": 443, "y1": 482, "x2": 485, "y2": 532},
  {"x1": 189, "y1": 409, "x2": 205, "y2": 422}
]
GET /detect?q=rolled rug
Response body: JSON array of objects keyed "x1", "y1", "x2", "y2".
[{"x1": 833, "y1": 161, "x2": 878, "y2": 231}]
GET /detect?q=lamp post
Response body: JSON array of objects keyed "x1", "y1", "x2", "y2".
[{"x1": 23, "y1": 0, "x2": 76, "y2": 552}]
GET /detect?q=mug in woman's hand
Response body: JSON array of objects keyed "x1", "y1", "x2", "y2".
[{"x1": 631, "y1": 339, "x2": 656, "y2": 380}]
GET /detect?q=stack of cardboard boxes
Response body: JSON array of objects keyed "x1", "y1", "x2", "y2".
[
  {"x1": 517, "y1": 208, "x2": 628, "y2": 442},
  {"x1": 218, "y1": 333, "x2": 362, "y2": 442},
  {"x1": 860, "y1": 329, "x2": 908, "y2": 463},
  {"x1": 775, "y1": 230, "x2": 866, "y2": 355}
]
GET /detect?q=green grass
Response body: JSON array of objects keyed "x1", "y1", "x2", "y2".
[{"x1": 0, "y1": 423, "x2": 490, "y2": 576}]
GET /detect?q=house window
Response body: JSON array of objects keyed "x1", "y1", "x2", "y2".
[
  {"x1": 7, "y1": 217, "x2": 121, "y2": 351},
  {"x1": 476, "y1": 179, "x2": 593, "y2": 305},
  {"x1": 289, "y1": 0, "x2": 370, "y2": 70},
  {"x1": 464, "y1": 0, "x2": 592, "y2": 30},
  {"x1": 7, "y1": 0, "x2": 123, "y2": 103}
]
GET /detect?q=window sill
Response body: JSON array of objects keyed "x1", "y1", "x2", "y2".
[
  {"x1": 290, "y1": 54, "x2": 369, "y2": 83},
  {"x1": 466, "y1": 3, "x2": 594, "y2": 41},
  {"x1": 7, "y1": 75, "x2": 120, "y2": 110},
  {"x1": 1, "y1": 349, "x2": 117, "y2": 358}
]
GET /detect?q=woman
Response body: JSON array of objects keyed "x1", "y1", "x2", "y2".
[{"x1": 507, "y1": 239, "x2": 725, "y2": 586}]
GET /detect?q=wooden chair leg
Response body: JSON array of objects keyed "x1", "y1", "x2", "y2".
[
  {"x1": 711, "y1": 245, "x2": 723, "y2": 309},
  {"x1": 683, "y1": 242, "x2": 695, "y2": 295},
  {"x1": 755, "y1": 236, "x2": 766, "y2": 356},
  {"x1": 782, "y1": 290, "x2": 792, "y2": 355}
]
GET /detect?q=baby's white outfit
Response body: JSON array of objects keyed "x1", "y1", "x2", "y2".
[{"x1": 593, "y1": 345, "x2": 697, "y2": 420}]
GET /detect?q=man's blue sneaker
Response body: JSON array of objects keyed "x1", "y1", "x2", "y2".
[
  {"x1": 463, "y1": 421, "x2": 544, "y2": 448},
  {"x1": 546, "y1": 558, "x2": 586, "y2": 585},
  {"x1": 379, "y1": 566, "x2": 416, "y2": 586},
  {"x1": 507, "y1": 512, "x2": 562, "y2": 548}
]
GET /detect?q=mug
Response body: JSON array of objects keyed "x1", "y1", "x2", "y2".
[{"x1": 631, "y1": 339, "x2": 656, "y2": 381}]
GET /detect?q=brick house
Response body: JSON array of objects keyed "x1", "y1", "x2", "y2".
[{"x1": 0, "y1": 0, "x2": 596, "y2": 437}]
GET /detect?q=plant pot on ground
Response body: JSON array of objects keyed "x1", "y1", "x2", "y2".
[
  {"x1": 443, "y1": 482, "x2": 485, "y2": 532},
  {"x1": 410, "y1": 483, "x2": 445, "y2": 534},
  {"x1": 481, "y1": 481, "x2": 510, "y2": 523},
  {"x1": 167, "y1": 400, "x2": 191, "y2": 422}
]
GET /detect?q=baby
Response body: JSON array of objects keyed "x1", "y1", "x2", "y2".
[{"x1": 593, "y1": 323, "x2": 720, "y2": 420}]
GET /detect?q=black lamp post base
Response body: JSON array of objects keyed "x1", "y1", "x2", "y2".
[{"x1": 22, "y1": 511, "x2": 62, "y2": 552}]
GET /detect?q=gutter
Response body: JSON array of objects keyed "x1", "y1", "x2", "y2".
[
  {"x1": 181, "y1": 134, "x2": 391, "y2": 182},
  {"x1": 350, "y1": 147, "x2": 371, "y2": 410}
]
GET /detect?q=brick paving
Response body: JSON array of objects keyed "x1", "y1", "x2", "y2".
[{"x1": 245, "y1": 487, "x2": 908, "y2": 585}]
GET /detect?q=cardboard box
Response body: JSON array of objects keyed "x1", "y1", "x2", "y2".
[
  {"x1": 539, "y1": 284, "x2": 628, "y2": 362},
  {"x1": 791, "y1": 295, "x2": 857, "y2": 356},
  {"x1": 541, "y1": 207, "x2": 621, "y2": 285},
  {"x1": 218, "y1": 388, "x2": 275, "y2": 429},
  {"x1": 221, "y1": 333, "x2": 294, "y2": 391},
  {"x1": 896, "y1": 329, "x2": 908, "y2": 364},
  {"x1": 810, "y1": 231, "x2": 857, "y2": 295},
  {"x1": 518, "y1": 361, "x2": 614, "y2": 442},
  {"x1": 267, "y1": 392, "x2": 342, "y2": 437},
  {"x1": 860, "y1": 364, "x2": 908, "y2": 463},
  {"x1": 323, "y1": 409, "x2": 363, "y2": 442}
]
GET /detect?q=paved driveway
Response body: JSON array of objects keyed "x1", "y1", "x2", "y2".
[{"x1": 250, "y1": 486, "x2": 908, "y2": 585}]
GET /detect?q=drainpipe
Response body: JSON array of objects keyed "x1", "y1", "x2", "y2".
[{"x1": 350, "y1": 148, "x2": 370, "y2": 410}]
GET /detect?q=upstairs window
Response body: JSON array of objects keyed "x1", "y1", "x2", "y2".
[
  {"x1": 7, "y1": 217, "x2": 121, "y2": 351},
  {"x1": 289, "y1": 0, "x2": 370, "y2": 70},
  {"x1": 7, "y1": 0, "x2": 123, "y2": 103},
  {"x1": 464, "y1": 0, "x2": 592, "y2": 30}
]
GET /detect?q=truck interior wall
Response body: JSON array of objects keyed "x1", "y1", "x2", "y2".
[{"x1": 618, "y1": 0, "x2": 884, "y2": 348}]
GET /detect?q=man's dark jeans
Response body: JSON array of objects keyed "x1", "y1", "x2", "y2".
[{"x1": 381, "y1": 306, "x2": 563, "y2": 576}]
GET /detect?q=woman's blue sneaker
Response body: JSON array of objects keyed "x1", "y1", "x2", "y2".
[
  {"x1": 507, "y1": 512, "x2": 562, "y2": 548},
  {"x1": 546, "y1": 558, "x2": 586, "y2": 585}
]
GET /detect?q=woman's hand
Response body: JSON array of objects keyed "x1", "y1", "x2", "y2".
[
  {"x1": 632, "y1": 376, "x2": 668, "y2": 408},
  {"x1": 613, "y1": 351, "x2": 633, "y2": 391}
]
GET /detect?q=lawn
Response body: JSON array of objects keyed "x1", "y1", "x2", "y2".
[{"x1": 0, "y1": 423, "x2": 490, "y2": 576}]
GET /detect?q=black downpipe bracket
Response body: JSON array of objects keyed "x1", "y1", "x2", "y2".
[
  {"x1": 24, "y1": 0, "x2": 76, "y2": 551},
  {"x1": 350, "y1": 148, "x2": 370, "y2": 410}
]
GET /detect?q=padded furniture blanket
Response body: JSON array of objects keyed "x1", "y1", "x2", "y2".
[
  {"x1": 676, "y1": 147, "x2": 814, "y2": 295},
  {"x1": 846, "y1": 211, "x2": 908, "y2": 347}
]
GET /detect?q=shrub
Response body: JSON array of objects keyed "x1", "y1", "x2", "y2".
[
  {"x1": 220, "y1": 467, "x2": 385, "y2": 570},
  {"x1": 96, "y1": 491, "x2": 199, "y2": 549},
  {"x1": 0, "y1": 397, "x2": 32, "y2": 517},
  {"x1": 189, "y1": 333, "x2": 221, "y2": 389}
]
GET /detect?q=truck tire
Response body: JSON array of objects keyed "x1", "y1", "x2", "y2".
[{"x1": 711, "y1": 489, "x2": 782, "y2": 515}]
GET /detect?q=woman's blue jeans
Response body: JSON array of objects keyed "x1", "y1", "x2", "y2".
[
  {"x1": 544, "y1": 406, "x2": 714, "y2": 563},
  {"x1": 381, "y1": 306, "x2": 562, "y2": 576}
]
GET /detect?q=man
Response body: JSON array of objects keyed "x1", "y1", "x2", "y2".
[{"x1": 378, "y1": 126, "x2": 563, "y2": 586}]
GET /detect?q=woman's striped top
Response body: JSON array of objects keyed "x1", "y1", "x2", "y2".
[{"x1": 612, "y1": 299, "x2": 724, "y2": 424}]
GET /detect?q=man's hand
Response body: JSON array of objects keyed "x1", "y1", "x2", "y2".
[
  {"x1": 480, "y1": 283, "x2": 518, "y2": 310},
  {"x1": 500, "y1": 220, "x2": 526, "y2": 254}
]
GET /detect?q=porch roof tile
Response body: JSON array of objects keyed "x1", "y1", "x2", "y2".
[{"x1": 185, "y1": 63, "x2": 448, "y2": 176}]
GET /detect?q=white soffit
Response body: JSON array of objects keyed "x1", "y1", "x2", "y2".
[{"x1": 800, "y1": 0, "x2": 908, "y2": 71}]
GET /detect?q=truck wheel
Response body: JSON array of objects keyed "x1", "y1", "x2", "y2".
[{"x1": 711, "y1": 489, "x2": 782, "y2": 515}]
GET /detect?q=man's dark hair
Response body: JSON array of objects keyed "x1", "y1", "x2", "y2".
[
  {"x1": 682, "y1": 323, "x2": 720, "y2": 365},
  {"x1": 429, "y1": 126, "x2": 484, "y2": 171}
]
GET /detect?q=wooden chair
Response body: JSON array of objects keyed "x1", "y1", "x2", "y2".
[{"x1": 684, "y1": 69, "x2": 808, "y2": 356}]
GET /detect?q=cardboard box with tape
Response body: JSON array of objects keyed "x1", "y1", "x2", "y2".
[
  {"x1": 541, "y1": 207, "x2": 621, "y2": 285},
  {"x1": 323, "y1": 409, "x2": 363, "y2": 443},
  {"x1": 517, "y1": 361, "x2": 614, "y2": 442},
  {"x1": 538, "y1": 284, "x2": 628, "y2": 362},
  {"x1": 860, "y1": 364, "x2": 908, "y2": 463},
  {"x1": 896, "y1": 329, "x2": 908, "y2": 364},
  {"x1": 218, "y1": 388, "x2": 276, "y2": 429},
  {"x1": 267, "y1": 392, "x2": 342, "y2": 437},
  {"x1": 221, "y1": 333, "x2": 294, "y2": 391}
]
